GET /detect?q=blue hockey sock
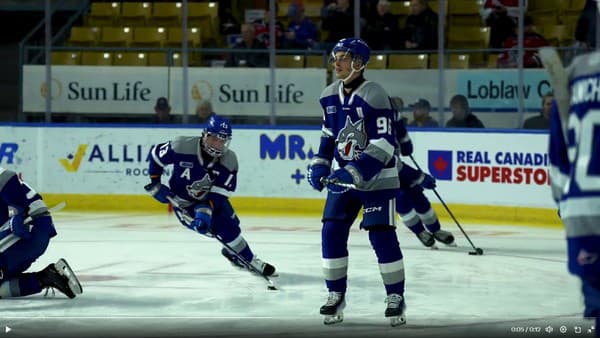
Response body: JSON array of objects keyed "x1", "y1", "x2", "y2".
[{"x1": 0, "y1": 273, "x2": 42, "y2": 298}]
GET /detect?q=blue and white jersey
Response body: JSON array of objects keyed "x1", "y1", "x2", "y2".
[
  {"x1": 319, "y1": 79, "x2": 399, "y2": 191},
  {"x1": 0, "y1": 167, "x2": 49, "y2": 225},
  {"x1": 549, "y1": 52, "x2": 600, "y2": 277},
  {"x1": 148, "y1": 136, "x2": 238, "y2": 208}
]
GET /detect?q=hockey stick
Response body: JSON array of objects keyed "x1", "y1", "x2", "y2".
[
  {"x1": 408, "y1": 156, "x2": 483, "y2": 256},
  {"x1": 320, "y1": 177, "x2": 356, "y2": 194},
  {"x1": 538, "y1": 47, "x2": 570, "y2": 143},
  {"x1": 165, "y1": 195, "x2": 278, "y2": 290}
]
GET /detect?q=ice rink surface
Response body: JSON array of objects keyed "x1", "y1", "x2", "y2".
[{"x1": 0, "y1": 210, "x2": 596, "y2": 338}]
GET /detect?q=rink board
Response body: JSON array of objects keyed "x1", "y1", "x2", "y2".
[{"x1": 0, "y1": 125, "x2": 559, "y2": 226}]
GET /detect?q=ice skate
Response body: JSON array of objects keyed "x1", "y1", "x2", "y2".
[
  {"x1": 250, "y1": 256, "x2": 277, "y2": 277},
  {"x1": 417, "y1": 230, "x2": 438, "y2": 249},
  {"x1": 37, "y1": 258, "x2": 82, "y2": 299},
  {"x1": 433, "y1": 230, "x2": 456, "y2": 247},
  {"x1": 221, "y1": 247, "x2": 246, "y2": 269},
  {"x1": 385, "y1": 293, "x2": 406, "y2": 327},
  {"x1": 320, "y1": 291, "x2": 346, "y2": 325}
]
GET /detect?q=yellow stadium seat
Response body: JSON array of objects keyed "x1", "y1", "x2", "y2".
[
  {"x1": 151, "y1": 2, "x2": 181, "y2": 26},
  {"x1": 277, "y1": 1, "x2": 293, "y2": 18},
  {"x1": 487, "y1": 53, "x2": 500, "y2": 68},
  {"x1": 276, "y1": 55, "x2": 305, "y2": 68},
  {"x1": 390, "y1": 1, "x2": 411, "y2": 16},
  {"x1": 447, "y1": 26, "x2": 490, "y2": 49},
  {"x1": 305, "y1": 55, "x2": 327, "y2": 68},
  {"x1": 52, "y1": 51, "x2": 81, "y2": 65},
  {"x1": 121, "y1": 2, "x2": 152, "y2": 26},
  {"x1": 561, "y1": 14, "x2": 579, "y2": 28},
  {"x1": 564, "y1": 0, "x2": 586, "y2": 14},
  {"x1": 187, "y1": 2, "x2": 218, "y2": 44},
  {"x1": 429, "y1": 54, "x2": 470, "y2": 69},
  {"x1": 388, "y1": 54, "x2": 428, "y2": 69},
  {"x1": 67, "y1": 26, "x2": 100, "y2": 46},
  {"x1": 166, "y1": 27, "x2": 202, "y2": 48},
  {"x1": 430, "y1": 1, "x2": 448, "y2": 15},
  {"x1": 448, "y1": 0, "x2": 482, "y2": 26},
  {"x1": 100, "y1": 27, "x2": 133, "y2": 47},
  {"x1": 132, "y1": 27, "x2": 167, "y2": 47},
  {"x1": 147, "y1": 52, "x2": 182, "y2": 67},
  {"x1": 534, "y1": 13, "x2": 558, "y2": 26},
  {"x1": 81, "y1": 52, "x2": 113, "y2": 66},
  {"x1": 304, "y1": 3, "x2": 321, "y2": 18},
  {"x1": 114, "y1": 52, "x2": 148, "y2": 66},
  {"x1": 538, "y1": 25, "x2": 572, "y2": 47},
  {"x1": 86, "y1": 2, "x2": 120, "y2": 26},
  {"x1": 528, "y1": 0, "x2": 560, "y2": 13},
  {"x1": 369, "y1": 54, "x2": 387, "y2": 69},
  {"x1": 449, "y1": 54, "x2": 470, "y2": 69}
]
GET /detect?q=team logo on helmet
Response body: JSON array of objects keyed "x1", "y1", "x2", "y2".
[
  {"x1": 336, "y1": 116, "x2": 367, "y2": 161},
  {"x1": 186, "y1": 173, "x2": 213, "y2": 200}
]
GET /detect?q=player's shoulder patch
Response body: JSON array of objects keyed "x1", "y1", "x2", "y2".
[
  {"x1": 171, "y1": 136, "x2": 200, "y2": 155},
  {"x1": 320, "y1": 80, "x2": 340, "y2": 99},
  {"x1": 356, "y1": 81, "x2": 391, "y2": 110},
  {"x1": 219, "y1": 150, "x2": 238, "y2": 171}
]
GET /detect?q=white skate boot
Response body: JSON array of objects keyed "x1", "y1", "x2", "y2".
[
  {"x1": 385, "y1": 293, "x2": 406, "y2": 327},
  {"x1": 433, "y1": 230, "x2": 456, "y2": 247},
  {"x1": 320, "y1": 291, "x2": 346, "y2": 325}
]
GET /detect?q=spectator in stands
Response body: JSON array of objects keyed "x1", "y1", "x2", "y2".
[
  {"x1": 363, "y1": 0, "x2": 401, "y2": 50},
  {"x1": 195, "y1": 99, "x2": 216, "y2": 124},
  {"x1": 284, "y1": 1, "x2": 318, "y2": 49},
  {"x1": 446, "y1": 94, "x2": 485, "y2": 128},
  {"x1": 254, "y1": 3, "x2": 285, "y2": 49},
  {"x1": 575, "y1": 0, "x2": 598, "y2": 51},
  {"x1": 523, "y1": 92, "x2": 553, "y2": 129},
  {"x1": 320, "y1": 0, "x2": 354, "y2": 51},
  {"x1": 153, "y1": 97, "x2": 174, "y2": 124},
  {"x1": 403, "y1": 0, "x2": 438, "y2": 50},
  {"x1": 480, "y1": 0, "x2": 527, "y2": 49},
  {"x1": 408, "y1": 98, "x2": 439, "y2": 127},
  {"x1": 496, "y1": 16, "x2": 549, "y2": 68},
  {"x1": 219, "y1": 7, "x2": 241, "y2": 36},
  {"x1": 225, "y1": 23, "x2": 269, "y2": 68}
]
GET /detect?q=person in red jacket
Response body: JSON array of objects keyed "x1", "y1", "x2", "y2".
[{"x1": 497, "y1": 16, "x2": 549, "y2": 68}]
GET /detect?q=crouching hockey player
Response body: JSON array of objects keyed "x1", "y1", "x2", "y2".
[
  {"x1": 145, "y1": 114, "x2": 276, "y2": 278},
  {"x1": 394, "y1": 111, "x2": 455, "y2": 249},
  {"x1": 0, "y1": 167, "x2": 82, "y2": 299}
]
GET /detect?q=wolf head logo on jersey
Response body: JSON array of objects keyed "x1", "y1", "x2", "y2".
[
  {"x1": 336, "y1": 116, "x2": 367, "y2": 161},
  {"x1": 186, "y1": 173, "x2": 213, "y2": 200}
]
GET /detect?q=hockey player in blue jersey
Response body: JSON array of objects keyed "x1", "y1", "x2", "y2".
[
  {"x1": 394, "y1": 118, "x2": 455, "y2": 248},
  {"x1": 547, "y1": 49, "x2": 600, "y2": 332},
  {"x1": 307, "y1": 37, "x2": 406, "y2": 326},
  {"x1": 144, "y1": 114, "x2": 276, "y2": 277},
  {"x1": 0, "y1": 167, "x2": 82, "y2": 299}
]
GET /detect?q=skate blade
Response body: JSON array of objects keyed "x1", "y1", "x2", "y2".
[
  {"x1": 429, "y1": 244, "x2": 439, "y2": 250},
  {"x1": 55, "y1": 259, "x2": 83, "y2": 295},
  {"x1": 444, "y1": 241, "x2": 457, "y2": 247},
  {"x1": 389, "y1": 314, "x2": 406, "y2": 327},
  {"x1": 323, "y1": 313, "x2": 344, "y2": 325}
]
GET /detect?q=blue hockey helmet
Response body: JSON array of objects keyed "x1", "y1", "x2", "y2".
[
  {"x1": 331, "y1": 38, "x2": 371, "y2": 66},
  {"x1": 202, "y1": 114, "x2": 232, "y2": 157}
]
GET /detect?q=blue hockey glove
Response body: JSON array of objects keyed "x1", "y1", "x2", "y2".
[
  {"x1": 400, "y1": 140, "x2": 413, "y2": 156},
  {"x1": 307, "y1": 157, "x2": 331, "y2": 192},
  {"x1": 144, "y1": 182, "x2": 173, "y2": 204},
  {"x1": 9, "y1": 214, "x2": 31, "y2": 240},
  {"x1": 190, "y1": 203, "x2": 213, "y2": 234},
  {"x1": 414, "y1": 172, "x2": 436, "y2": 189},
  {"x1": 326, "y1": 168, "x2": 354, "y2": 193}
]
